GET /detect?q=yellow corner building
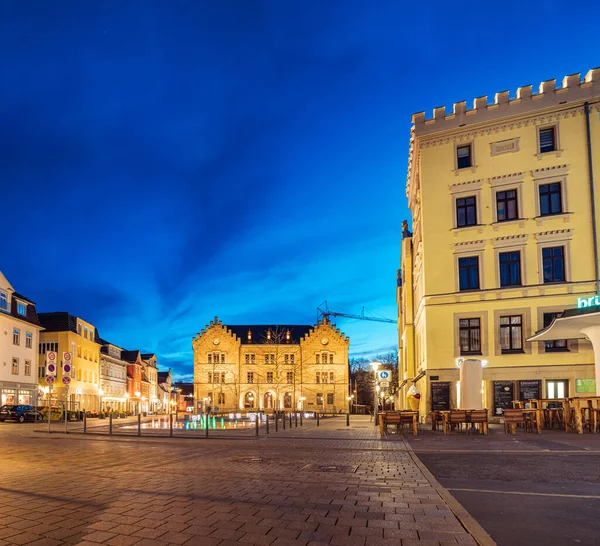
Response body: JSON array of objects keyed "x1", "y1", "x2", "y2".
[
  {"x1": 38, "y1": 312, "x2": 101, "y2": 412},
  {"x1": 398, "y1": 68, "x2": 600, "y2": 418}
]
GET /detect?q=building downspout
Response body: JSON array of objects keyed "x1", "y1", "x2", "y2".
[{"x1": 585, "y1": 102, "x2": 600, "y2": 294}]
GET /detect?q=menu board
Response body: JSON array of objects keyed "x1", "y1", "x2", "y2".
[
  {"x1": 493, "y1": 381, "x2": 514, "y2": 416},
  {"x1": 431, "y1": 382, "x2": 450, "y2": 411},
  {"x1": 519, "y1": 380, "x2": 541, "y2": 401}
]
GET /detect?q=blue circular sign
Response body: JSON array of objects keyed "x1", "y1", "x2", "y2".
[{"x1": 379, "y1": 371, "x2": 390, "y2": 379}]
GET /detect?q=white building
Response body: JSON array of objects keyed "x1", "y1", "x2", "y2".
[
  {"x1": 142, "y1": 353, "x2": 159, "y2": 413},
  {"x1": 99, "y1": 341, "x2": 128, "y2": 413},
  {"x1": 0, "y1": 272, "x2": 43, "y2": 407}
]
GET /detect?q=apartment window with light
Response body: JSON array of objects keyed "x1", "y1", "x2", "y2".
[
  {"x1": 538, "y1": 127, "x2": 556, "y2": 153},
  {"x1": 543, "y1": 313, "x2": 568, "y2": 352},
  {"x1": 266, "y1": 372, "x2": 273, "y2": 384},
  {"x1": 247, "y1": 371, "x2": 254, "y2": 384},
  {"x1": 13, "y1": 328, "x2": 20, "y2": 345},
  {"x1": 539, "y1": 183, "x2": 563, "y2": 216},
  {"x1": 0, "y1": 292, "x2": 7, "y2": 310},
  {"x1": 245, "y1": 353, "x2": 256, "y2": 364},
  {"x1": 543, "y1": 247, "x2": 565, "y2": 283},
  {"x1": 286, "y1": 372, "x2": 293, "y2": 384},
  {"x1": 456, "y1": 196, "x2": 477, "y2": 227},
  {"x1": 12, "y1": 358, "x2": 18, "y2": 375},
  {"x1": 459, "y1": 318, "x2": 481, "y2": 355},
  {"x1": 500, "y1": 315, "x2": 523, "y2": 353},
  {"x1": 17, "y1": 302, "x2": 26, "y2": 316},
  {"x1": 458, "y1": 256, "x2": 479, "y2": 291},
  {"x1": 456, "y1": 144, "x2": 472, "y2": 169},
  {"x1": 316, "y1": 393, "x2": 323, "y2": 405},
  {"x1": 499, "y1": 251, "x2": 521, "y2": 286},
  {"x1": 496, "y1": 190, "x2": 518, "y2": 221},
  {"x1": 24, "y1": 360, "x2": 31, "y2": 376}
]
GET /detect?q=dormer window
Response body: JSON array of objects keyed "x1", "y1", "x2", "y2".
[
  {"x1": 267, "y1": 330, "x2": 271, "y2": 341},
  {"x1": 286, "y1": 329, "x2": 291, "y2": 342},
  {"x1": 17, "y1": 302, "x2": 26, "y2": 316},
  {"x1": 247, "y1": 329, "x2": 252, "y2": 341},
  {"x1": 0, "y1": 292, "x2": 7, "y2": 310},
  {"x1": 78, "y1": 324, "x2": 82, "y2": 335}
]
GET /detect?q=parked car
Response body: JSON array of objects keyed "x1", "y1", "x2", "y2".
[{"x1": 0, "y1": 405, "x2": 43, "y2": 423}]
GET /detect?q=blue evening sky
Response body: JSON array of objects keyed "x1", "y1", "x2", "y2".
[{"x1": 1, "y1": 1, "x2": 597, "y2": 379}]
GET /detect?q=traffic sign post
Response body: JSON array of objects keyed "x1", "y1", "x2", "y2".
[
  {"x1": 46, "y1": 351, "x2": 57, "y2": 377},
  {"x1": 47, "y1": 384, "x2": 53, "y2": 433},
  {"x1": 377, "y1": 370, "x2": 391, "y2": 381},
  {"x1": 64, "y1": 385, "x2": 69, "y2": 434}
]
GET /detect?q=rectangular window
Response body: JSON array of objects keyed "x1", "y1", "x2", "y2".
[
  {"x1": 543, "y1": 313, "x2": 568, "y2": 352},
  {"x1": 456, "y1": 196, "x2": 477, "y2": 227},
  {"x1": 220, "y1": 372, "x2": 226, "y2": 383},
  {"x1": 208, "y1": 372, "x2": 212, "y2": 383},
  {"x1": 542, "y1": 246, "x2": 565, "y2": 283},
  {"x1": 459, "y1": 318, "x2": 481, "y2": 355},
  {"x1": 0, "y1": 292, "x2": 7, "y2": 310},
  {"x1": 38, "y1": 366, "x2": 46, "y2": 378},
  {"x1": 327, "y1": 393, "x2": 334, "y2": 405},
  {"x1": 539, "y1": 183, "x2": 563, "y2": 216},
  {"x1": 17, "y1": 302, "x2": 26, "y2": 316},
  {"x1": 245, "y1": 354, "x2": 250, "y2": 363},
  {"x1": 316, "y1": 372, "x2": 320, "y2": 384},
  {"x1": 13, "y1": 328, "x2": 20, "y2": 345},
  {"x1": 12, "y1": 358, "x2": 18, "y2": 375},
  {"x1": 24, "y1": 360, "x2": 31, "y2": 376},
  {"x1": 499, "y1": 251, "x2": 521, "y2": 287},
  {"x1": 496, "y1": 190, "x2": 518, "y2": 222},
  {"x1": 25, "y1": 332, "x2": 32, "y2": 348},
  {"x1": 90, "y1": 328, "x2": 94, "y2": 341},
  {"x1": 317, "y1": 393, "x2": 323, "y2": 405},
  {"x1": 218, "y1": 393, "x2": 225, "y2": 405},
  {"x1": 286, "y1": 372, "x2": 293, "y2": 384},
  {"x1": 208, "y1": 354, "x2": 212, "y2": 363},
  {"x1": 539, "y1": 127, "x2": 556, "y2": 153},
  {"x1": 456, "y1": 144, "x2": 472, "y2": 169},
  {"x1": 329, "y1": 371, "x2": 334, "y2": 382},
  {"x1": 315, "y1": 354, "x2": 320, "y2": 364},
  {"x1": 247, "y1": 371, "x2": 254, "y2": 384},
  {"x1": 221, "y1": 353, "x2": 225, "y2": 363},
  {"x1": 84, "y1": 327, "x2": 88, "y2": 339},
  {"x1": 546, "y1": 379, "x2": 568, "y2": 399},
  {"x1": 284, "y1": 353, "x2": 295, "y2": 364},
  {"x1": 78, "y1": 324, "x2": 82, "y2": 335},
  {"x1": 458, "y1": 256, "x2": 480, "y2": 291},
  {"x1": 500, "y1": 315, "x2": 523, "y2": 353},
  {"x1": 322, "y1": 372, "x2": 328, "y2": 384},
  {"x1": 266, "y1": 372, "x2": 273, "y2": 384},
  {"x1": 250, "y1": 353, "x2": 255, "y2": 363}
]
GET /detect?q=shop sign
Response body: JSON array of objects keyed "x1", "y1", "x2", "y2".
[
  {"x1": 577, "y1": 295, "x2": 600, "y2": 309},
  {"x1": 575, "y1": 378, "x2": 596, "y2": 393},
  {"x1": 431, "y1": 382, "x2": 450, "y2": 411},
  {"x1": 493, "y1": 381, "x2": 514, "y2": 416}
]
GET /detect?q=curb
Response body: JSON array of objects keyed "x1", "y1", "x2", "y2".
[{"x1": 403, "y1": 438, "x2": 497, "y2": 546}]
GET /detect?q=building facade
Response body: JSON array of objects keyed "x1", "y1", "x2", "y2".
[
  {"x1": 142, "y1": 353, "x2": 159, "y2": 413},
  {"x1": 193, "y1": 318, "x2": 350, "y2": 413},
  {"x1": 0, "y1": 272, "x2": 43, "y2": 407},
  {"x1": 37, "y1": 312, "x2": 101, "y2": 411},
  {"x1": 99, "y1": 342, "x2": 128, "y2": 413},
  {"x1": 399, "y1": 68, "x2": 600, "y2": 417}
]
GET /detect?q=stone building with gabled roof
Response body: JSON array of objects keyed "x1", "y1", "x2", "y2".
[{"x1": 192, "y1": 317, "x2": 349, "y2": 413}]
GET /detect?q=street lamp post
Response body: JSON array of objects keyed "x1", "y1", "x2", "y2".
[
  {"x1": 124, "y1": 392, "x2": 130, "y2": 415},
  {"x1": 98, "y1": 388, "x2": 104, "y2": 414},
  {"x1": 370, "y1": 361, "x2": 381, "y2": 425}
]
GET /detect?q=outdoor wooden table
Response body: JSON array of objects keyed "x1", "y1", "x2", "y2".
[
  {"x1": 378, "y1": 411, "x2": 418, "y2": 436},
  {"x1": 521, "y1": 408, "x2": 542, "y2": 434},
  {"x1": 441, "y1": 409, "x2": 489, "y2": 434}
]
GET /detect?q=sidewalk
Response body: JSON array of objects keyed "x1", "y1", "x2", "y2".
[{"x1": 0, "y1": 416, "x2": 491, "y2": 545}]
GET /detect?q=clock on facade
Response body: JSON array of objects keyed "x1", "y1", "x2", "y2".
[
  {"x1": 321, "y1": 338, "x2": 329, "y2": 345},
  {"x1": 213, "y1": 339, "x2": 220, "y2": 345}
]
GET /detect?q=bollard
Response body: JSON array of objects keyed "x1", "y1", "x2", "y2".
[
  {"x1": 255, "y1": 415, "x2": 259, "y2": 436},
  {"x1": 169, "y1": 413, "x2": 173, "y2": 437},
  {"x1": 275, "y1": 412, "x2": 279, "y2": 432},
  {"x1": 295, "y1": 412, "x2": 298, "y2": 428},
  {"x1": 205, "y1": 413, "x2": 209, "y2": 438},
  {"x1": 83, "y1": 413, "x2": 87, "y2": 434},
  {"x1": 282, "y1": 411, "x2": 286, "y2": 430},
  {"x1": 109, "y1": 413, "x2": 113, "y2": 435},
  {"x1": 266, "y1": 415, "x2": 270, "y2": 434},
  {"x1": 137, "y1": 413, "x2": 141, "y2": 436},
  {"x1": 289, "y1": 412, "x2": 292, "y2": 428},
  {"x1": 346, "y1": 412, "x2": 350, "y2": 427},
  {"x1": 300, "y1": 412, "x2": 303, "y2": 426},
  {"x1": 317, "y1": 412, "x2": 320, "y2": 426}
]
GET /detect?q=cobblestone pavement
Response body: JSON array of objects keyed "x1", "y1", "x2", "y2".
[{"x1": 0, "y1": 416, "x2": 482, "y2": 546}]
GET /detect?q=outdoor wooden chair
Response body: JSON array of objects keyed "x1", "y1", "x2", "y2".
[
  {"x1": 503, "y1": 408, "x2": 529, "y2": 434},
  {"x1": 399, "y1": 411, "x2": 418, "y2": 435},
  {"x1": 383, "y1": 412, "x2": 401, "y2": 435},
  {"x1": 446, "y1": 410, "x2": 468, "y2": 433},
  {"x1": 469, "y1": 410, "x2": 489, "y2": 435}
]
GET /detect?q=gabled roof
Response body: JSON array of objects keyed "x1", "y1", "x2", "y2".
[
  {"x1": 38, "y1": 312, "x2": 77, "y2": 333},
  {"x1": 121, "y1": 350, "x2": 140, "y2": 363},
  {"x1": 227, "y1": 325, "x2": 313, "y2": 345},
  {"x1": 157, "y1": 371, "x2": 170, "y2": 382},
  {"x1": 141, "y1": 353, "x2": 155, "y2": 360},
  {"x1": 173, "y1": 382, "x2": 194, "y2": 395}
]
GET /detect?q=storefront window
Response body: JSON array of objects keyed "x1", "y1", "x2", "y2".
[
  {"x1": 2, "y1": 390, "x2": 16, "y2": 405},
  {"x1": 18, "y1": 392, "x2": 32, "y2": 405}
]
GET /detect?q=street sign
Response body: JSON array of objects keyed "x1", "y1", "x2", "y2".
[
  {"x1": 46, "y1": 376, "x2": 55, "y2": 384},
  {"x1": 377, "y1": 370, "x2": 391, "y2": 381},
  {"x1": 46, "y1": 352, "x2": 57, "y2": 376},
  {"x1": 47, "y1": 362, "x2": 57, "y2": 376},
  {"x1": 62, "y1": 376, "x2": 71, "y2": 385},
  {"x1": 379, "y1": 380, "x2": 390, "y2": 388}
]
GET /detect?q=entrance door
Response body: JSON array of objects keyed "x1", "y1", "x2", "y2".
[{"x1": 263, "y1": 392, "x2": 273, "y2": 409}]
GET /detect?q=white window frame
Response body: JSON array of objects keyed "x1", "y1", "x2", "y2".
[
  {"x1": 25, "y1": 332, "x2": 32, "y2": 349},
  {"x1": 537, "y1": 124, "x2": 560, "y2": 156},
  {"x1": 24, "y1": 360, "x2": 31, "y2": 376},
  {"x1": 13, "y1": 328, "x2": 20, "y2": 345},
  {"x1": 12, "y1": 358, "x2": 19, "y2": 375},
  {"x1": 0, "y1": 291, "x2": 7, "y2": 310}
]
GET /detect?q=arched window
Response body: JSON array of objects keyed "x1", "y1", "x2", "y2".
[
  {"x1": 244, "y1": 392, "x2": 255, "y2": 409},
  {"x1": 263, "y1": 392, "x2": 273, "y2": 409},
  {"x1": 284, "y1": 393, "x2": 292, "y2": 409}
]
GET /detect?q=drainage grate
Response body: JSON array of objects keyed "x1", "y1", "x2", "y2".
[{"x1": 302, "y1": 464, "x2": 359, "y2": 473}]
